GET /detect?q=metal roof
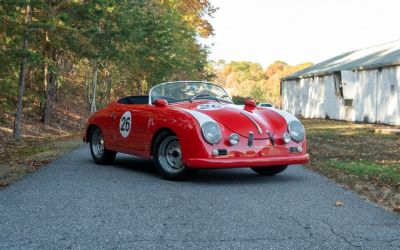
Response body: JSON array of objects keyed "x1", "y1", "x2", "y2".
[{"x1": 283, "y1": 39, "x2": 400, "y2": 81}]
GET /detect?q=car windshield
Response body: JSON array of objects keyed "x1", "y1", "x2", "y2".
[{"x1": 149, "y1": 81, "x2": 232, "y2": 104}]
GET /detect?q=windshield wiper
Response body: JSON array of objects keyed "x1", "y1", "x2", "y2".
[
  {"x1": 217, "y1": 94, "x2": 233, "y2": 104},
  {"x1": 190, "y1": 93, "x2": 212, "y2": 103}
]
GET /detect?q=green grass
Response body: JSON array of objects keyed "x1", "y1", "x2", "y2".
[
  {"x1": 20, "y1": 145, "x2": 50, "y2": 156},
  {"x1": 302, "y1": 118, "x2": 400, "y2": 186},
  {"x1": 329, "y1": 160, "x2": 400, "y2": 184}
]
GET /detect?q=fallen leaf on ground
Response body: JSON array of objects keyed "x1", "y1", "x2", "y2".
[{"x1": 335, "y1": 201, "x2": 344, "y2": 207}]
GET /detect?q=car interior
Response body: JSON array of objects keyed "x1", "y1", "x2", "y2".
[
  {"x1": 117, "y1": 96, "x2": 149, "y2": 104},
  {"x1": 117, "y1": 96, "x2": 177, "y2": 104}
]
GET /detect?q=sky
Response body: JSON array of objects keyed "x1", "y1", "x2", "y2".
[{"x1": 204, "y1": 0, "x2": 400, "y2": 67}]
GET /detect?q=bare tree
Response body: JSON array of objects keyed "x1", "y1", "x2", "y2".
[{"x1": 90, "y1": 61, "x2": 98, "y2": 113}]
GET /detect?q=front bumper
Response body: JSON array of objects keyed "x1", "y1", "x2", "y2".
[{"x1": 185, "y1": 153, "x2": 309, "y2": 169}]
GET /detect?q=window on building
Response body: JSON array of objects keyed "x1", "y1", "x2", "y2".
[{"x1": 333, "y1": 71, "x2": 344, "y2": 98}]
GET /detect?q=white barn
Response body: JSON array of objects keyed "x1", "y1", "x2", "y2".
[{"x1": 281, "y1": 40, "x2": 400, "y2": 125}]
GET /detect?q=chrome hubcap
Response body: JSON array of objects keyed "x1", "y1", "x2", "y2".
[
  {"x1": 158, "y1": 136, "x2": 184, "y2": 173},
  {"x1": 91, "y1": 129, "x2": 105, "y2": 158}
]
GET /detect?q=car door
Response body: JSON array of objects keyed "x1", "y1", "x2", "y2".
[
  {"x1": 126, "y1": 104, "x2": 151, "y2": 154},
  {"x1": 107, "y1": 104, "x2": 136, "y2": 153}
]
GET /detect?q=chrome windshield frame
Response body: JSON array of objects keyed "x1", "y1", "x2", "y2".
[{"x1": 148, "y1": 81, "x2": 232, "y2": 105}]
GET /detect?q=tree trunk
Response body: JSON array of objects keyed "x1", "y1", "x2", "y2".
[
  {"x1": 14, "y1": 55, "x2": 28, "y2": 139},
  {"x1": 131, "y1": 81, "x2": 136, "y2": 95},
  {"x1": 137, "y1": 81, "x2": 142, "y2": 95},
  {"x1": 13, "y1": 3, "x2": 32, "y2": 139},
  {"x1": 41, "y1": 31, "x2": 50, "y2": 125},
  {"x1": 54, "y1": 54, "x2": 60, "y2": 102},
  {"x1": 85, "y1": 67, "x2": 91, "y2": 108},
  {"x1": 49, "y1": 49, "x2": 57, "y2": 100},
  {"x1": 26, "y1": 68, "x2": 32, "y2": 90},
  {"x1": 105, "y1": 70, "x2": 112, "y2": 100},
  {"x1": 41, "y1": 34, "x2": 59, "y2": 124},
  {"x1": 90, "y1": 61, "x2": 98, "y2": 113},
  {"x1": 54, "y1": 77, "x2": 59, "y2": 102}
]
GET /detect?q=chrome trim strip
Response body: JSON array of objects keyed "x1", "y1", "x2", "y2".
[
  {"x1": 248, "y1": 131, "x2": 254, "y2": 148},
  {"x1": 240, "y1": 112, "x2": 263, "y2": 135}
]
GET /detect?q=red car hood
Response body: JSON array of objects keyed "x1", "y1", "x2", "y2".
[{"x1": 172, "y1": 101, "x2": 286, "y2": 139}]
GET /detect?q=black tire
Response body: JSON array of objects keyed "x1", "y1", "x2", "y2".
[
  {"x1": 251, "y1": 165, "x2": 288, "y2": 176},
  {"x1": 90, "y1": 126, "x2": 116, "y2": 165},
  {"x1": 153, "y1": 131, "x2": 198, "y2": 181}
]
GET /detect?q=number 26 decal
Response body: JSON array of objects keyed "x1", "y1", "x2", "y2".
[{"x1": 119, "y1": 111, "x2": 132, "y2": 138}]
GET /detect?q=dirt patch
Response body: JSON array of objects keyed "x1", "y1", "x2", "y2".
[
  {"x1": 0, "y1": 97, "x2": 88, "y2": 187},
  {"x1": 0, "y1": 136, "x2": 83, "y2": 187},
  {"x1": 303, "y1": 119, "x2": 400, "y2": 213}
]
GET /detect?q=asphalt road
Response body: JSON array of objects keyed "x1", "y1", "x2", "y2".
[{"x1": 0, "y1": 145, "x2": 399, "y2": 249}]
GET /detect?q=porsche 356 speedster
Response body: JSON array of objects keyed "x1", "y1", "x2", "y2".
[{"x1": 84, "y1": 81, "x2": 309, "y2": 180}]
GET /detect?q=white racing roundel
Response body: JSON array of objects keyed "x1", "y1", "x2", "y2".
[{"x1": 119, "y1": 111, "x2": 132, "y2": 138}]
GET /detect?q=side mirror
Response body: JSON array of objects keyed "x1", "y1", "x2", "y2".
[{"x1": 154, "y1": 98, "x2": 168, "y2": 107}]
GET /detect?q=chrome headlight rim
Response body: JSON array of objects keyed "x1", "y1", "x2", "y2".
[
  {"x1": 201, "y1": 121, "x2": 222, "y2": 145},
  {"x1": 288, "y1": 120, "x2": 305, "y2": 142}
]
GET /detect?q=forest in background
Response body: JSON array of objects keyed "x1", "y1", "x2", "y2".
[
  {"x1": 1, "y1": 0, "x2": 215, "y2": 139},
  {"x1": 211, "y1": 60, "x2": 312, "y2": 106},
  {"x1": 0, "y1": 0, "x2": 312, "y2": 140}
]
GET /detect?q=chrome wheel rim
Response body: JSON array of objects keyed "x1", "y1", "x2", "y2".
[
  {"x1": 91, "y1": 128, "x2": 105, "y2": 159},
  {"x1": 158, "y1": 136, "x2": 184, "y2": 173}
]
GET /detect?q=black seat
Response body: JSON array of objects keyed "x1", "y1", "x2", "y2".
[{"x1": 117, "y1": 96, "x2": 149, "y2": 104}]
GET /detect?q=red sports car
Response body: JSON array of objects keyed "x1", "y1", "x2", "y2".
[{"x1": 84, "y1": 81, "x2": 309, "y2": 180}]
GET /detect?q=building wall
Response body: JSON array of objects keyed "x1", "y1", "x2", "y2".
[
  {"x1": 282, "y1": 65, "x2": 400, "y2": 125},
  {"x1": 376, "y1": 67, "x2": 400, "y2": 125}
]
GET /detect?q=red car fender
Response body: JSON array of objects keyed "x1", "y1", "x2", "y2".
[
  {"x1": 84, "y1": 108, "x2": 114, "y2": 147},
  {"x1": 146, "y1": 107, "x2": 212, "y2": 162}
]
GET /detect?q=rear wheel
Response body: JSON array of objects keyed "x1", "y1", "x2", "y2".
[
  {"x1": 90, "y1": 126, "x2": 116, "y2": 165},
  {"x1": 153, "y1": 131, "x2": 198, "y2": 181},
  {"x1": 251, "y1": 165, "x2": 288, "y2": 176}
]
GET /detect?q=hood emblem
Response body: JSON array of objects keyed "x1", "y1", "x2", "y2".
[{"x1": 241, "y1": 112, "x2": 263, "y2": 135}]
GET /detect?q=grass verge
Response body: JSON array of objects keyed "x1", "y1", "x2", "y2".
[
  {"x1": 303, "y1": 119, "x2": 400, "y2": 212},
  {"x1": 0, "y1": 135, "x2": 83, "y2": 187}
]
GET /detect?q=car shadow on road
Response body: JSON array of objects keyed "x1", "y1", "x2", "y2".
[
  {"x1": 108, "y1": 155, "x2": 304, "y2": 185},
  {"x1": 111, "y1": 156, "x2": 158, "y2": 175},
  {"x1": 192, "y1": 168, "x2": 304, "y2": 185}
]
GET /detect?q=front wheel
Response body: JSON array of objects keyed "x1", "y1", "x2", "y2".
[
  {"x1": 90, "y1": 126, "x2": 116, "y2": 165},
  {"x1": 251, "y1": 165, "x2": 288, "y2": 176},
  {"x1": 153, "y1": 131, "x2": 198, "y2": 181}
]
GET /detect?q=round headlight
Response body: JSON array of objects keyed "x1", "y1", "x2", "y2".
[
  {"x1": 288, "y1": 121, "x2": 305, "y2": 142},
  {"x1": 283, "y1": 132, "x2": 292, "y2": 144},
  {"x1": 201, "y1": 121, "x2": 222, "y2": 145},
  {"x1": 229, "y1": 133, "x2": 240, "y2": 146}
]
